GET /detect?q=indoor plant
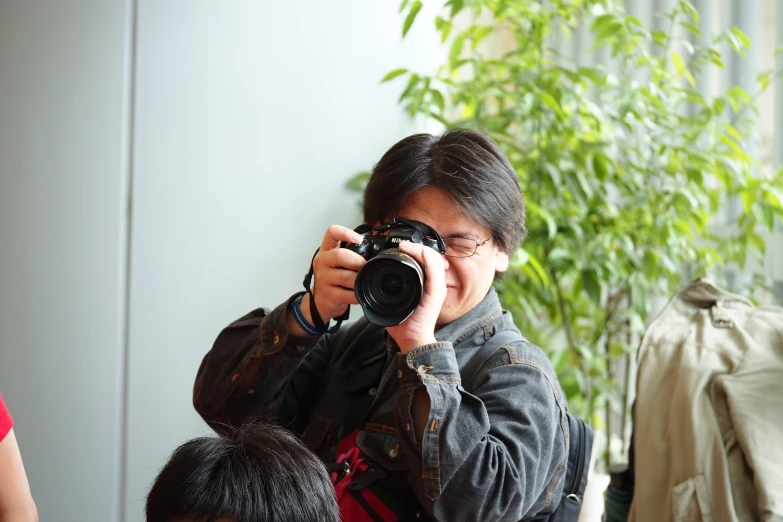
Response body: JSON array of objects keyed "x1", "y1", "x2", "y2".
[{"x1": 351, "y1": 0, "x2": 783, "y2": 468}]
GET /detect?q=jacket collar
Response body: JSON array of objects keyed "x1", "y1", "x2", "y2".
[{"x1": 434, "y1": 287, "x2": 504, "y2": 345}]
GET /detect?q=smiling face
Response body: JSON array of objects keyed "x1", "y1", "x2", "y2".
[{"x1": 393, "y1": 186, "x2": 509, "y2": 327}]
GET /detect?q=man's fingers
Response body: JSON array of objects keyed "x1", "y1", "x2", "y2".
[
  {"x1": 398, "y1": 241, "x2": 442, "y2": 269},
  {"x1": 398, "y1": 242, "x2": 446, "y2": 287},
  {"x1": 320, "y1": 269, "x2": 360, "y2": 292},
  {"x1": 321, "y1": 224, "x2": 364, "y2": 251},
  {"x1": 420, "y1": 246, "x2": 446, "y2": 287},
  {"x1": 337, "y1": 288, "x2": 360, "y2": 306},
  {"x1": 323, "y1": 248, "x2": 366, "y2": 271},
  {"x1": 316, "y1": 286, "x2": 360, "y2": 307}
]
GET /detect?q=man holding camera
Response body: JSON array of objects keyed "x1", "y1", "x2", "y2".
[{"x1": 194, "y1": 129, "x2": 568, "y2": 521}]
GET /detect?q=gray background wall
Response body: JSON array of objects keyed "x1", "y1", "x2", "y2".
[
  {"x1": 0, "y1": 1, "x2": 130, "y2": 520},
  {"x1": 0, "y1": 1, "x2": 780, "y2": 522}
]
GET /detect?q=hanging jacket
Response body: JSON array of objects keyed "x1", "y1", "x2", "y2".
[{"x1": 629, "y1": 278, "x2": 783, "y2": 522}]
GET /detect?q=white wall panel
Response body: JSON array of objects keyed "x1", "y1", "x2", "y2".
[{"x1": 123, "y1": 2, "x2": 445, "y2": 520}]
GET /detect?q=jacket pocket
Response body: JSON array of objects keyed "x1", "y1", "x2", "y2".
[
  {"x1": 357, "y1": 427, "x2": 410, "y2": 472},
  {"x1": 672, "y1": 474, "x2": 713, "y2": 522}
]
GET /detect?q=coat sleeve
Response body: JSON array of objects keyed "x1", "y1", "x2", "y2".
[
  {"x1": 193, "y1": 293, "x2": 341, "y2": 435},
  {"x1": 393, "y1": 339, "x2": 569, "y2": 521}
]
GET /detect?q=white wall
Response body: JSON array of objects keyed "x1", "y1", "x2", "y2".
[
  {"x1": 0, "y1": 1, "x2": 131, "y2": 521},
  {"x1": 123, "y1": 2, "x2": 443, "y2": 521},
  {"x1": 0, "y1": 1, "x2": 443, "y2": 521}
]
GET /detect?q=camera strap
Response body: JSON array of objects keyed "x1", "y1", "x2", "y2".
[{"x1": 303, "y1": 247, "x2": 349, "y2": 334}]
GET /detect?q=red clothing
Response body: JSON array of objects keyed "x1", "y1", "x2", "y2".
[{"x1": 0, "y1": 393, "x2": 13, "y2": 442}]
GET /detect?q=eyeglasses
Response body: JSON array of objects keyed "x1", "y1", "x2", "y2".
[{"x1": 442, "y1": 236, "x2": 492, "y2": 258}]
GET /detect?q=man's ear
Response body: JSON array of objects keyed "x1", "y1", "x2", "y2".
[{"x1": 494, "y1": 247, "x2": 509, "y2": 273}]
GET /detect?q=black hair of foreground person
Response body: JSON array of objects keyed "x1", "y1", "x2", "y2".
[{"x1": 145, "y1": 420, "x2": 340, "y2": 522}]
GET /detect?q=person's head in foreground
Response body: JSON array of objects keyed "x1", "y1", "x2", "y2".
[{"x1": 145, "y1": 420, "x2": 340, "y2": 522}]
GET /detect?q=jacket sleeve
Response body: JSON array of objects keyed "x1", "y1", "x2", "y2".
[
  {"x1": 722, "y1": 307, "x2": 783, "y2": 521},
  {"x1": 193, "y1": 293, "x2": 338, "y2": 435},
  {"x1": 393, "y1": 339, "x2": 568, "y2": 521}
]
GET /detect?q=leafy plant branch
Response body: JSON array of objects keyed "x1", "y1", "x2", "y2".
[{"x1": 351, "y1": 0, "x2": 783, "y2": 469}]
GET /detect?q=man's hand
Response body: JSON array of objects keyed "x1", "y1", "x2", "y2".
[
  {"x1": 311, "y1": 225, "x2": 367, "y2": 322},
  {"x1": 287, "y1": 225, "x2": 366, "y2": 337},
  {"x1": 386, "y1": 241, "x2": 448, "y2": 353}
]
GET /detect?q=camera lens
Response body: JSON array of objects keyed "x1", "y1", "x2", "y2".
[
  {"x1": 354, "y1": 249, "x2": 424, "y2": 326},
  {"x1": 379, "y1": 273, "x2": 403, "y2": 297}
]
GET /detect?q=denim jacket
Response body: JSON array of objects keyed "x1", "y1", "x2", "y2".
[{"x1": 194, "y1": 288, "x2": 568, "y2": 521}]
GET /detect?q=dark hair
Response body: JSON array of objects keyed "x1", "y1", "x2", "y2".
[
  {"x1": 145, "y1": 421, "x2": 340, "y2": 522},
  {"x1": 363, "y1": 128, "x2": 526, "y2": 254}
]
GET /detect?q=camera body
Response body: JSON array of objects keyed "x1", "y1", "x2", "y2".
[
  {"x1": 343, "y1": 223, "x2": 442, "y2": 260},
  {"x1": 342, "y1": 219, "x2": 445, "y2": 327}
]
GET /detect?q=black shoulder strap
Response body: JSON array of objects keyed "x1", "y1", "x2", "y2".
[{"x1": 460, "y1": 330, "x2": 519, "y2": 391}]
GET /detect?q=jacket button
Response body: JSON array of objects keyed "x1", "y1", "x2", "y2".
[
  {"x1": 247, "y1": 389, "x2": 255, "y2": 395},
  {"x1": 368, "y1": 388, "x2": 377, "y2": 396},
  {"x1": 273, "y1": 335, "x2": 280, "y2": 344},
  {"x1": 396, "y1": 369, "x2": 403, "y2": 379},
  {"x1": 388, "y1": 447, "x2": 398, "y2": 458},
  {"x1": 296, "y1": 345, "x2": 305, "y2": 352}
]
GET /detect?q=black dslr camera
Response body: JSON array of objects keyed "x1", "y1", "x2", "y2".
[{"x1": 341, "y1": 219, "x2": 446, "y2": 327}]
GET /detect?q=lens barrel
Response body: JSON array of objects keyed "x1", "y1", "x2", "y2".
[{"x1": 354, "y1": 249, "x2": 425, "y2": 326}]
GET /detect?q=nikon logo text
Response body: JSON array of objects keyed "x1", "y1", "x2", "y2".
[{"x1": 390, "y1": 238, "x2": 404, "y2": 243}]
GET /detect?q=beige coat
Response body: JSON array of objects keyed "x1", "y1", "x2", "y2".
[{"x1": 629, "y1": 279, "x2": 783, "y2": 522}]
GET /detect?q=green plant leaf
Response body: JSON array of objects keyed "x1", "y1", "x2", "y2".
[
  {"x1": 729, "y1": 27, "x2": 751, "y2": 50},
  {"x1": 582, "y1": 268, "x2": 602, "y2": 303},
  {"x1": 723, "y1": 123, "x2": 742, "y2": 143},
  {"x1": 449, "y1": 34, "x2": 465, "y2": 71},
  {"x1": 682, "y1": 22, "x2": 700, "y2": 38},
  {"x1": 725, "y1": 86, "x2": 750, "y2": 111},
  {"x1": 380, "y1": 68, "x2": 408, "y2": 83},
  {"x1": 547, "y1": 248, "x2": 570, "y2": 266},
  {"x1": 671, "y1": 51, "x2": 696, "y2": 87},
  {"x1": 471, "y1": 26, "x2": 494, "y2": 50},
  {"x1": 679, "y1": 1, "x2": 699, "y2": 24},
  {"x1": 447, "y1": 0, "x2": 464, "y2": 18},
  {"x1": 756, "y1": 69, "x2": 776, "y2": 91},
  {"x1": 526, "y1": 254, "x2": 551, "y2": 287},
  {"x1": 346, "y1": 171, "x2": 371, "y2": 192},
  {"x1": 435, "y1": 16, "x2": 452, "y2": 43},
  {"x1": 752, "y1": 204, "x2": 776, "y2": 231},
  {"x1": 398, "y1": 73, "x2": 420, "y2": 102},
  {"x1": 591, "y1": 154, "x2": 610, "y2": 181},
  {"x1": 430, "y1": 89, "x2": 445, "y2": 113},
  {"x1": 528, "y1": 201, "x2": 558, "y2": 239},
  {"x1": 402, "y1": 0, "x2": 423, "y2": 38},
  {"x1": 539, "y1": 92, "x2": 563, "y2": 117}
]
